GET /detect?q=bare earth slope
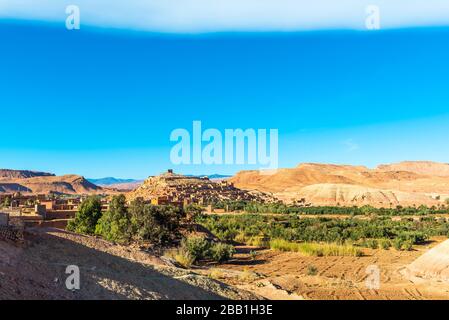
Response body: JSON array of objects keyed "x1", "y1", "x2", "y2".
[
  {"x1": 230, "y1": 161, "x2": 449, "y2": 207},
  {"x1": 0, "y1": 228, "x2": 259, "y2": 300},
  {"x1": 378, "y1": 161, "x2": 449, "y2": 177},
  {"x1": 404, "y1": 239, "x2": 449, "y2": 283},
  {"x1": 0, "y1": 169, "x2": 55, "y2": 179}
]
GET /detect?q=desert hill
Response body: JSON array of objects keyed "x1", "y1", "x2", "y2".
[
  {"x1": 377, "y1": 161, "x2": 449, "y2": 177},
  {"x1": 0, "y1": 172, "x2": 102, "y2": 195},
  {"x1": 129, "y1": 170, "x2": 273, "y2": 203},
  {"x1": 230, "y1": 161, "x2": 449, "y2": 207},
  {"x1": 0, "y1": 169, "x2": 54, "y2": 179}
]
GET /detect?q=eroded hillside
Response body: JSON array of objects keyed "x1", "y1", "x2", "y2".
[{"x1": 230, "y1": 161, "x2": 449, "y2": 207}]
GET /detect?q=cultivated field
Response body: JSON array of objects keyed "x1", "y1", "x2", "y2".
[{"x1": 213, "y1": 239, "x2": 449, "y2": 300}]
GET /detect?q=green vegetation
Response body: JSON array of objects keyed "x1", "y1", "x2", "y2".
[
  {"x1": 379, "y1": 239, "x2": 392, "y2": 250},
  {"x1": 67, "y1": 196, "x2": 102, "y2": 234},
  {"x1": 196, "y1": 214, "x2": 449, "y2": 251},
  {"x1": 68, "y1": 195, "x2": 185, "y2": 245},
  {"x1": 269, "y1": 239, "x2": 363, "y2": 257},
  {"x1": 95, "y1": 195, "x2": 133, "y2": 243},
  {"x1": 165, "y1": 248, "x2": 195, "y2": 268},
  {"x1": 210, "y1": 200, "x2": 449, "y2": 216},
  {"x1": 307, "y1": 265, "x2": 318, "y2": 276},
  {"x1": 1, "y1": 196, "x2": 11, "y2": 208},
  {"x1": 128, "y1": 198, "x2": 186, "y2": 244},
  {"x1": 167, "y1": 236, "x2": 235, "y2": 266}
]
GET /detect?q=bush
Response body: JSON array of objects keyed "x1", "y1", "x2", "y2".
[
  {"x1": 210, "y1": 243, "x2": 235, "y2": 262},
  {"x1": 307, "y1": 265, "x2": 318, "y2": 276},
  {"x1": 380, "y1": 239, "x2": 391, "y2": 250},
  {"x1": 402, "y1": 240, "x2": 414, "y2": 251},
  {"x1": 130, "y1": 200, "x2": 185, "y2": 244},
  {"x1": 95, "y1": 195, "x2": 132, "y2": 243},
  {"x1": 67, "y1": 196, "x2": 102, "y2": 235},
  {"x1": 393, "y1": 238, "x2": 404, "y2": 250},
  {"x1": 180, "y1": 236, "x2": 235, "y2": 264},
  {"x1": 165, "y1": 248, "x2": 194, "y2": 268},
  {"x1": 365, "y1": 239, "x2": 379, "y2": 249},
  {"x1": 185, "y1": 204, "x2": 204, "y2": 221},
  {"x1": 397, "y1": 231, "x2": 428, "y2": 245},
  {"x1": 181, "y1": 236, "x2": 211, "y2": 262}
]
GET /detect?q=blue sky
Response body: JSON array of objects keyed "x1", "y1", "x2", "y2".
[{"x1": 1, "y1": 5, "x2": 449, "y2": 178}]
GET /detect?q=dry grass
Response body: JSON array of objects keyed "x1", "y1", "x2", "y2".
[
  {"x1": 164, "y1": 248, "x2": 195, "y2": 268},
  {"x1": 209, "y1": 268, "x2": 225, "y2": 280},
  {"x1": 235, "y1": 232, "x2": 269, "y2": 248},
  {"x1": 270, "y1": 239, "x2": 363, "y2": 257}
]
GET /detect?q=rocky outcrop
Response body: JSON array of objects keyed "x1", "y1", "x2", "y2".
[
  {"x1": 0, "y1": 169, "x2": 54, "y2": 179},
  {"x1": 0, "y1": 174, "x2": 102, "y2": 195}
]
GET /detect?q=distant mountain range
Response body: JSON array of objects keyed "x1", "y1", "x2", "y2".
[
  {"x1": 87, "y1": 177, "x2": 140, "y2": 186},
  {"x1": 88, "y1": 174, "x2": 232, "y2": 186},
  {"x1": 186, "y1": 174, "x2": 232, "y2": 180}
]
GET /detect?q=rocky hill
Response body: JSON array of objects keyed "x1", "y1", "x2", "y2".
[
  {"x1": 377, "y1": 161, "x2": 449, "y2": 177},
  {"x1": 0, "y1": 169, "x2": 54, "y2": 179},
  {"x1": 230, "y1": 161, "x2": 449, "y2": 207},
  {"x1": 129, "y1": 170, "x2": 273, "y2": 203},
  {"x1": 0, "y1": 172, "x2": 102, "y2": 195}
]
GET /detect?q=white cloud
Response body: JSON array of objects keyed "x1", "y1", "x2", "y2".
[
  {"x1": 0, "y1": 0, "x2": 448, "y2": 33},
  {"x1": 343, "y1": 139, "x2": 359, "y2": 152}
]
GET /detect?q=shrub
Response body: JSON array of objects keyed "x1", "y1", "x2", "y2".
[
  {"x1": 210, "y1": 243, "x2": 235, "y2": 262},
  {"x1": 130, "y1": 200, "x2": 185, "y2": 244},
  {"x1": 380, "y1": 239, "x2": 391, "y2": 250},
  {"x1": 393, "y1": 238, "x2": 403, "y2": 250},
  {"x1": 397, "y1": 231, "x2": 428, "y2": 245},
  {"x1": 165, "y1": 248, "x2": 194, "y2": 268},
  {"x1": 67, "y1": 196, "x2": 102, "y2": 235},
  {"x1": 307, "y1": 265, "x2": 318, "y2": 276},
  {"x1": 365, "y1": 239, "x2": 379, "y2": 249},
  {"x1": 185, "y1": 204, "x2": 205, "y2": 221},
  {"x1": 180, "y1": 236, "x2": 235, "y2": 264},
  {"x1": 402, "y1": 240, "x2": 414, "y2": 251},
  {"x1": 181, "y1": 236, "x2": 211, "y2": 262}
]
